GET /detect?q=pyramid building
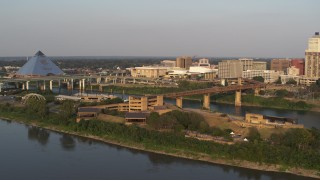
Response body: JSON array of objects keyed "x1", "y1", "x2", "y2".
[{"x1": 16, "y1": 51, "x2": 64, "y2": 76}]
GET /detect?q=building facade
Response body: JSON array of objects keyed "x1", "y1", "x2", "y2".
[
  {"x1": 271, "y1": 59, "x2": 290, "y2": 72},
  {"x1": 242, "y1": 70, "x2": 282, "y2": 83},
  {"x1": 239, "y1": 58, "x2": 253, "y2": 71},
  {"x1": 291, "y1": 59, "x2": 305, "y2": 75},
  {"x1": 305, "y1": 32, "x2": 320, "y2": 78},
  {"x1": 176, "y1": 56, "x2": 192, "y2": 69},
  {"x1": 130, "y1": 66, "x2": 168, "y2": 78},
  {"x1": 252, "y1": 61, "x2": 267, "y2": 70},
  {"x1": 218, "y1": 60, "x2": 242, "y2": 79},
  {"x1": 161, "y1": 60, "x2": 176, "y2": 67}
]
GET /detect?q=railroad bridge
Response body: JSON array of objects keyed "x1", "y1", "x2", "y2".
[{"x1": 163, "y1": 78, "x2": 265, "y2": 109}]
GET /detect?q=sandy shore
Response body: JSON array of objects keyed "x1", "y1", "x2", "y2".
[{"x1": 1, "y1": 116, "x2": 319, "y2": 179}]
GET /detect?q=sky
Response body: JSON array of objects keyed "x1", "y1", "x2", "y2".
[{"x1": 0, "y1": 0, "x2": 319, "y2": 58}]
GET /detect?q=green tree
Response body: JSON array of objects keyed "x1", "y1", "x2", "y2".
[
  {"x1": 286, "y1": 78, "x2": 297, "y2": 85},
  {"x1": 59, "y1": 100, "x2": 76, "y2": 121},
  {"x1": 25, "y1": 98, "x2": 48, "y2": 119},
  {"x1": 275, "y1": 77, "x2": 282, "y2": 84},
  {"x1": 252, "y1": 76, "x2": 264, "y2": 83},
  {"x1": 247, "y1": 127, "x2": 261, "y2": 143}
]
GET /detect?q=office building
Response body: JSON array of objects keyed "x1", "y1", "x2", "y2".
[
  {"x1": 252, "y1": 61, "x2": 267, "y2": 70},
  {"x1": 130, "y1": 66, "x2": 168, "y2": 78},
  {"x1": 305, "y1": 32, "x2": 320, "y2": 78},
  {"x1": 242, "y1": 70, "x2": 282, "y2": 83},
  {"x1": 161, "y1": 60, "x2": 176, "y2": 67},
  {"x1": 176, "y1": 56, "x2": 192, "y2": 69},
  {"x1": 271, "y1": 59, "x2": 290, "y2": 72},
  {"x1": 218, "y1": 60, "x2": 243, "y2": 78},
  {"x1": 291, "y1": 59, "x2": 305, "y2": 75},
  {"x1": 239, "y1": 58, "x2": 253, "y2": 71}
]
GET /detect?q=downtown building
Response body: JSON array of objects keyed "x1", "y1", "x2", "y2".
[{"x1": 305, "y1": 32, "x2": 320, "y2": 79}]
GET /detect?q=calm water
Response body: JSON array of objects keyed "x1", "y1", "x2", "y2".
[{"x1": 0, "y1": 120, "x2": 315, "y2": 180}]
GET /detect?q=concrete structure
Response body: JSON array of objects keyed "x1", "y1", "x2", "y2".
[
  {"x1": 305, "y1": 32, "x2": 320, "y2": 78},
  {"x1": 242, "y1": 70, "x2": 282, "y2": 83},
  {"x1": 218, "y1": 60, "x2": 242, "y2": 79},
  {"x1": 287, "y1": 66, "x2": 300, "y2": 76},
  {"x1": 77, "y1": 107, "x2": 101, "y2": 122},
  {"x1": 198, "y1": 58, "x2": 210, "y2": 67},
  {"x1": 245, "y1": 113, "x2": 303, "y2": 128},
  {"x1": 252, "y1": 61, "x2": 267, "y2": 70},
  {"x1": 161, "y1": 60, "x2": 176, "y2": 67},
  {"x1": 299, "y1": 77, "x2": 318, "y2": 86},
  {"x1": 176, "y1": 56, "x2": 192, "y2": 69},
  {"x1": 130, "y1": 66, "x2": 168, "y2": 78},
  {"x1": 291, "y1": 59, "x2": 305, "y2": 75},
  {"x1": 125, "y1": 112, "x2": 148, "y2": 124},
  {"x1": 128, "y1": 95, "x2": 163, "y2": 112},
  {"x1": 16, "y1": 51, "x2": 64, "y2": 76},
  {"x1": 239, "y1": 58, "x2": 253, "y2": 71},
  {"x1": 271, "y1": 59, "x2": 290, "y2": 73},
  {"x1": 280, "y1": 75, "x2": 300, "y2": 85}
]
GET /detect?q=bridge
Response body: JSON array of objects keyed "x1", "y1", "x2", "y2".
[{"x1": 162, "y1": 78, "x2": 265, "y2": 109}]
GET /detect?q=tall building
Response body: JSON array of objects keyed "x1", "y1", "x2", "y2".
[
  {"x1": 176, "y1": 56, "x2": 192, "y2": 69},
  {"x1": 239, "y1": 58, "x2": 253, "y2": 71},
  {"x1": 291, "y1": 59, "x2": 305, "y2": 75},
  {"x1": 271, "y1": 59, "x2": 290, "y2": 72},
  {"x1": 305, "y1": 32, "x2": 320, "y2": 78},
  {"x1": 218, "y1": 60, "x2": 242, "y2": 79},
  {"x1": 252, "y1": 61, "x2": 267, "y2": 70}
]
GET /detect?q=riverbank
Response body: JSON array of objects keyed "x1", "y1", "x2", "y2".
[{"x1": 1, "y1": 114, "x2": 319, "y2": 179}]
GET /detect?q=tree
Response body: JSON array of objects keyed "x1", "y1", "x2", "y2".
[
  {"x1": 283, "y1": 129, "x2": 313, "y2": 150},
  {"x1": 286, "y1": 78, "x2": 297, "y2": 85},
  {"x1": 275, "y1": 77, "x2": 282, "y2": 84},
  {"x1": 25, "y1": 98, "x2": 48, "y2": 119},
  {"x1": 275, "y1": 89, "x2": 289, "y2": 98},
  {"x1": 59, "y1": 100, "x2": 76, "y2": 121},
  {"x1": 247, "y1": 127, "x2": 261, "y2": 143},
  {"x1": 252, "y1": 76, "x2": 264, "y2": 83}
]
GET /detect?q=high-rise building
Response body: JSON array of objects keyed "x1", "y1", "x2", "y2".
[
  {"x1": 176, "y1": 56, "x2": 192, "y2": 69},
  {"x1": 305, "y1": 32, "x2": 320, "y2": 78},
  {"x1": 218, "y1": 60, "x2": 242, "y2": 78},
  {"x1": 239, "y1": 58, "x2": 253, "y2": 71},
  {"x1": 252, "y1": 61, "x2": 267, "y2": 70},
  {"x1": 291, "y1": 59, "x2": 305, "y2": 75},
  {"x1": 271, "y1": 59, "x2": 290, "y2": 72}
]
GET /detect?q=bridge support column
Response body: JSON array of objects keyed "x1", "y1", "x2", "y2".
[
  {"x1": 26, "y1": 81, "x2": 29, "y2": 91},
  {"x1": 203, "y1": 93, "x2": 210, "y2": 110},
  {"x1": 49, "y1": 80, "x2": 53, "y2": 91},
  {"x1": 235, "y1": 90, "x2": 241, "y2": 107},
  {"x1": 99, "y1": 85, "x2": 103, "y2": 92},
  {"x1": 58, "y1": 80, "x2": 61, "y2": 94},
  {"x1": 71, "y1": 79, "x2": 74, "y2": 91},
  {"x1": 79, "y1": 79, "x2": 82, "y2": 92},
  {"x1": 82, "y1": 79, "x2": 85, "y2": 93},
  {"x1": 237, "y1": 77, "x2": 242, "y2": 85},
  {"x1": 157, "y1": 95, "x2": 164, "y2": 106},
  {"x1": 22, "y1": 83, "x2": 25, "y2": 90},
  {"x1": 0, "y1": 83, "x2": 2, "y2": 93},
  {"x1": 176, "y1": 97, "x2": 183, "y2": 108},
  {"x1": 43, "y1": 80, "x2": 46, "y2": 91}
]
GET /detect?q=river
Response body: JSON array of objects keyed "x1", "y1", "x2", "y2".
[{"x1": 0, "y1": 120, "x2": 314, "y2": 180}]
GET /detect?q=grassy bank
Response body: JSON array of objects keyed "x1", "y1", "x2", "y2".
[
  {"x1": 212, "y1": 94, "x2": 313, "y2": 111},
  {"x1": 1, "y1": 106, "x2": 320, "y2": 178}
]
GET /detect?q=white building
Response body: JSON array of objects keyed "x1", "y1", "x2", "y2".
[
  {"x1": 242, "y1": 70, "x2": 282, "y2": 83},
  {"x1": 305, "y1": 32, "x2": 320, "y2": 78}
]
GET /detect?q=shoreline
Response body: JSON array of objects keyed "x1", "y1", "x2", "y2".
[{"x1": 1, "y1": 116, "x2": 319, "y2": 179}]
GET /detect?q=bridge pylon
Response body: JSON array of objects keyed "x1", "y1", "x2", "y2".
[
  {"x1": 176, "y1": 97, "x2": 183, "y2": 108},
  {"x1": 203, "y1": 93, "x2": 210, "y2": 110}
]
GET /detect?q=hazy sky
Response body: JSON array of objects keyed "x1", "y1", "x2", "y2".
[{"x1": 0, "y1": 0, "x2": 319, "y2": 57}]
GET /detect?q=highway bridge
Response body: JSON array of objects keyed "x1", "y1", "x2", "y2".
[{"x1": 163, "y1": 78, "x2": 265, "y2": 109}]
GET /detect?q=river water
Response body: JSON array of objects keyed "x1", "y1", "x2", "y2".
[{"x1": 0, "y1": 120, "x2": 314, "y2": 180}]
